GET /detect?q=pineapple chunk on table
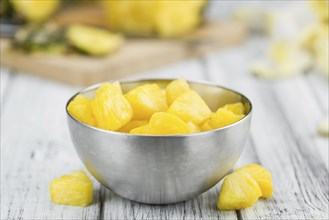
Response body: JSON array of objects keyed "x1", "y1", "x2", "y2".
[
  {"x1": 236, "y1": 164, "x2": 273, "y2": 199},
  {"x1": 50, "y1": 171, "x2": 93, "y2": 207},
  {"x1": 217, "y1": 172, "x2": 262, "y2": 210}
]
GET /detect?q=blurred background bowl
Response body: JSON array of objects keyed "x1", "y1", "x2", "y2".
[{"x1": 66, "y1": 79, "x2": 252, "y2": 204}]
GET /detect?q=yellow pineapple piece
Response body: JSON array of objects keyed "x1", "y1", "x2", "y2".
[
  {"x1": 236, "y1": 164, "x2": 273, "y2": 199},
  {"x1": 11, "y1": 0, "x2": 59, "y2": 22},
  {"x1": 67, "y1": 94, "x2": 96, "y2": 127},
  {"x1": 67, "y1": 25, "x2": 124, "y2": 56},
  {"x1": 91, "y1": 82, "x2": 133, "y2": 131},
  {"x1": 223, "y1": 102, "x2": 245, "y2": 115},
  {"x1": 187, "y1": 122, "x2": 200, "y2": 133},
  {"x1": 118, "y1": 120, "x2": 148, "y2": 133},
  {"x1": 317, "y1": 117, "x2": 329, "y2": 137},
  {"x1": 166, "y1": 78, "x2": 190, "y2": 105},
  {"x1": 155, "y1": 0, "x2": 205, "y2": 38},
  {"x1": 50, "y1": 171, "x2": 93, "y2": 207},
  {"x1": 207, "y1": 108, "x2": 245, "y2": 129},
  {"x1": 129, "y1": 124, "x2": 152, "y2": 135},
  {"x1": 130, "y1": 112, "x2": 190, "y2": 135},
  {"x1": 102, "y1": 0, "x2": 205, "y2": 37},
  {"x1": 103, "y1": 0, "x2": 157, "y2": 37},
  {"x1": 124, "y1": 84, "x2": 168, "y2": 120},
  {"x1": 217, "y1": 172, "x2": 262, "y2": 210},
  {"x1": 167, "y1": 90, "x2": 212, "y2": 125},
  {"x1": 200, "y1": 120, "x2": 213, "y2": 131}
]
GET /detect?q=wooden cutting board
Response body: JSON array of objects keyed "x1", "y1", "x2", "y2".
[{"x1": 0, "y1": 21, "x2": 246, "y2": 86}]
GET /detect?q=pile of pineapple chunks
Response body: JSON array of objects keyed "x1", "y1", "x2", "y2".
[
  {"x1": 218, "y1": 164, "x2": 273, "y2": 210},
  {"x1": 247, "y1": 0, "x2": 329, "y2": 79},
  {"x1": 103, "y1": 0, "x2": 206, "y2": 38},
  {"x1": 67, "y1": 79, "x2": 246, "y2": 135}
]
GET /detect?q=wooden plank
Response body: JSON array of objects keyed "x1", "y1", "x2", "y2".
[
  {"x1": 1, "y1": 60, "x2": 238, "y2": 219},
  {"x1": 0, "y1": 21, "x2": 246, "y2": 87},
  {"x1": 0, "y1": 68, "x2": 14, "y2": 109},
  {"x1": 0, "y1": 74, "x2": 101, "y2": 220},
  {"x1": 204, "y1": 42, "x2": 329, "y2": 219}
]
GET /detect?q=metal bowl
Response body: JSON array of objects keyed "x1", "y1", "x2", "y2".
[{"x1": 66, "y1": 79, "x2": 252, "y2": 204}]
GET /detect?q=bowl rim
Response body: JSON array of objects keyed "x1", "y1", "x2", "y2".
[{"x1": 66, "y1": 78, "x2": 253, "y2": 137}]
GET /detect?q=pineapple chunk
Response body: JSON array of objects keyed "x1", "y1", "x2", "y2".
[
  {"x1": 130, "y1": 112, "x2": 191, "y2": 135},
  {"x1": 236, "y1": 164, "x2": 274, "y2": 199},
  {"x1": 155, "y1": 0, "x2": 205, "y2": 38},
  {"x1": 118, "y1": 120, "x2": 148, "y2": 133},
  {"x1": 129, "y1": 124, "x2": 151, "y2": 134},
  {"x1": 124, "y1": 84, "x2": 168, "y2": 120},
  {"x1": 217, "y1": 172, "x2": 262, "y2": 210},
  {"x1": 66, "y1": 25, "x2": 124, "y2": 56},
  {"x1": 187, "y1": 122, "x2": 200, "y2": 133},
  {"x1": 166, "y1": 78, "x2": 190, "y2": 105},
  {"x1": 223, "y1": 102, "x2": 245, "y2": 115},
  {"x1": 102, "y1": 0, "x2": 205, "y2": 37},
  {"x1": 91, "y1": 82, "x2": 133, "y2": 131},
  {"x1": 200, "y1": 120, "x2": 213, "y2": 131},
  {"x1": 67, "y1": 94, "x2": 96, "y2": 126},
  {"x1": 11, "y1": 0, "x2": 59, "y2": 22},
  {"x1": 167, "y1": 90, "x2": 212, "y2": 125},
  {"x1": 50, "y1": 171, "x2": 93, "y2": 207},
  {"x1": 205, "y1": 108, "x2": 244, "y2": 130}
]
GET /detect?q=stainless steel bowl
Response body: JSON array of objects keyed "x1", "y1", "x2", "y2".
[{"x1": 66, "y1": 79, "x2": 252, "y2": 204}]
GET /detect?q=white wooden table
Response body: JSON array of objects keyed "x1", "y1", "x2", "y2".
[{"x1": 1, "y1": 38, "x2": 328, "y2": 220}]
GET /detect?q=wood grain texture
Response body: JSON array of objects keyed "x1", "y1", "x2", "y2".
[
  {"x1": 203, "y1": 40, "x2": 329, "y2": 219},
  {"x1": 0, "y1": 74, "x2": 102, "y2": 220},
  {"x1": 1, "y1": 39, "x2": 328, "y2": 219}
]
